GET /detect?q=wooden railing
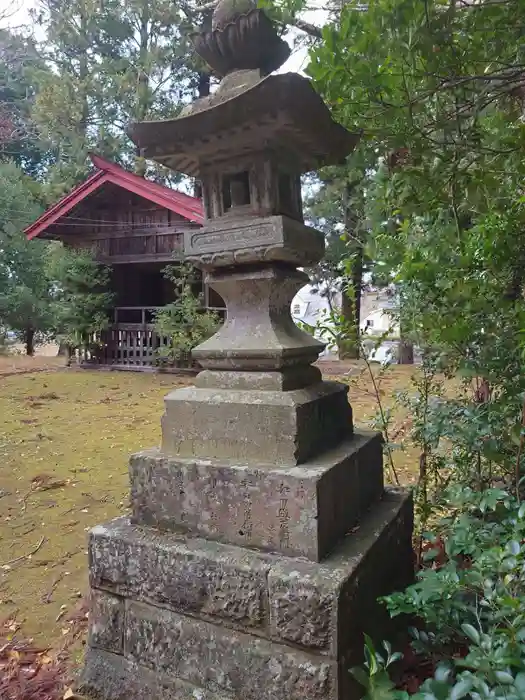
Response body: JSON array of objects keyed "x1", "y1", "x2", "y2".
[
  {"x1": 82, "y1": 305, "x2": 226, "y2": 368},
  {"x1": 96, "y1": 324, "x2": 168, "y2": 367},
  {"x1": 112, "y1": 306, "x2": 226, "y2": 325}
]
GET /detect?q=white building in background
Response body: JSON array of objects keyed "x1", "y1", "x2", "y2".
[
  {"x1": 291, "y1": 282, "x2": 401, "y2": 361},
  {"x1": 360, "y1": 298, "x2": 399, "y2": 336},
  {"x1": 361, "y1": 307, "x2": 394, "y2": 334},
  {"x1": 291, "y1": 283, "x2": 341, "y2": 357}
]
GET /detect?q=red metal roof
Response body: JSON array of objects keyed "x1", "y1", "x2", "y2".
[{"x1": 25, "y1": 154, "x2": 204, "y2": 241}]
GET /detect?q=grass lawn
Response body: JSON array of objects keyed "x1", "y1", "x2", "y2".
[{"x1": 0, "y1": 358, "x2": 420, "y2": 646}]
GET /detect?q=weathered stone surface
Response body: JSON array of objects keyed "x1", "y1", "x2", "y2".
[
  {"x1": 78, "y1": 649, "x2": 235, "y2": 700},
  {"x1": 195, "y1": 366, "x2": 323, "y2": 391},
  {"x1": 88, "y1": 590, "x2": 124, "y2": 654},
  {"x1": 268, "y1": 488, "x2": 414, "y2": 656},
  {"x1": 89, "y1": 489, "x2": 411, "y2": 656},
  {"x1": 124, "y1": 601, "x2": 336, "y2": 700},
  {"x1": 83, "y1": 490, "x2": 413, "y2": 700},
  {"x1": 194, "y1": 6, "x2": 290, "y2": 77},
  {"x1": 130, "y1": 432, "x2": 383, "y2": 561},
  {"x1": 352, "y1": 429, "x2": 384, "y2": 513},
  {"x1": 190, "y1": 266, "x2": 325, "y2": 371},
  {"x1": 161, "y1": 380, "x2": 353, "y2": 464},
  {"x1": 269, "y1": 569, "x2": 334, "y2": 651},
  {"x1": 211, "y1": 0, "x2": 257, "y2": 32},
  {"x1": 267, "y1": 489, "x2": 414, "y2": 700},
  {"x1": 89, "y1": 518, "x2": 270, "y2": 630},
  {"x1": 129, "y1": 73, "x2": 360, "y2": 178},
  {"x1": 185, "y1": 215, "x2": 324, "y2": 268}
]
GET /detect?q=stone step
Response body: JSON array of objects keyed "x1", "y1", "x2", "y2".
[
  {"x1": 160, "y1": 379, "x2": 353, "y2": 466},
  {"x1": 79, "y1": 648, "x2": 235, "y2": 700},
  {"x1": 82, "y1": 489, "x2": 412, "y2": 700},
  {"x1": 87, "y1": 489, "x2": 412, "y2": 652},
  {"x1": 82, "y1": 615, "x2": 334, "y2": 700},
  {"x1": 124, "y1": 602, "x2": 335, "y2": 700},
  {"x1": 129, "y1": 430, "x2": 384, "y2": 562}
]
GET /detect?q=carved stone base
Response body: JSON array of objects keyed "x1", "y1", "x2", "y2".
[
  {"x1": 130, "y1": 431, "x2": 383, "y2": 562},
  {"x1": 160, "y1": 380, "x2": 353, "y2": 466},
  {"x1": 78, "y1": 489, "x2": 414, "y2": 700}
]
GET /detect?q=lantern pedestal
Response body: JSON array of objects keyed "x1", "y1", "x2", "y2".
[{"x1": 78, "y1": 2, "x2": 413, "y2": 697}]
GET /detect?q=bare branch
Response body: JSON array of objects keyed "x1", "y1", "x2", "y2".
[
  {"x1": 291, "y1": 17, "x2": 322, "y2": 38},
  {"x1": 0, "y1": 1, "x2": 23, "y2": 27}
]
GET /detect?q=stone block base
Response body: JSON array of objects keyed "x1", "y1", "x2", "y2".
[
  {"x1": 129, "y1": 431, "x2": 384, "y2": 562},
  {"x1": 79, "y1": 649, "x2": 235, "y2": 700},
  {"x1": 78, "y1": 489, "x2": 414, "y2": 700},
  {"x1": 160, "y1": 380, "x2": 353, "y2": 465}
]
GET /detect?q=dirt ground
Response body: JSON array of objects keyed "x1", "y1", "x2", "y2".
[
  {"x1": 0, "y1": 357, "x2": 420, "y2": 646},
  {"x1": 0, "y1": 344, "x2": 62, "y2": 378}
]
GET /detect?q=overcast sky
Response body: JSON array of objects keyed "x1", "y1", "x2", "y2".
[{"x1": 1, "y1": 0, "x2": 326, "y2": 74}]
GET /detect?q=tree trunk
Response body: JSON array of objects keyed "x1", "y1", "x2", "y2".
[
  {"x1": 398, "y1": 337, "x2": 414, "y2": 364},
  {"x1": 197, "y1": 70, "x2": 210, "y2": 98},
  {"x1": 190, "y1": 66, "x2": 210, "y2": 194},
  {"x1": 398, "y1": 298, "x2": 414, "y2": 364},
  {"x1": 78, "y1": 6, "x2": 89, "y2": 141},
  {"x1": 197, "y1": 11, "x2": 212, "y2": 98},
  {"x1": 134, "y1": 6, "x2": 152, "y2": 177},
  {"x1": 25, "y1": 327, "x2": 35, "y2": 356},
  {"x1": 338, "y1": 180, "x2": 363, "y2": 359},
  {"x1": 57, "y1": 342, "x2": 74, "y2": 365},
  {"x1": 192, "y1": 11, "x2": 212, "y2": 201}
]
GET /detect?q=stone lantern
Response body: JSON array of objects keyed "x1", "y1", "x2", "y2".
[{"x1": 78, "y1": 3, "x2": 414, "y2": 699}]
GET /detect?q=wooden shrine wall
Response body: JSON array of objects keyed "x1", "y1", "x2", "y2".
[{"x1": 50, "y1": 183, "x2": 198, "y2": 264}]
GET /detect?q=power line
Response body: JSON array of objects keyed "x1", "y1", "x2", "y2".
[
  {"x1": 2, "y1": 210, "x2": 202, "y2": 228},
  {"x1": 43, "y1": 218, "x2": 200, "y2": 228}
]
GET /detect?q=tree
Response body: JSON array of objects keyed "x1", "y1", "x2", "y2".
[
  {"x1": 0, "y1": 29, "x2": 51, "y2": 177},
  {"x1": 31, "y1": 0, "x2": 203, "y2": 193},
  {"x1": 285, "y1": 0, "x2": 525, "y2": 472},
  {"x1": 292, "y1": 0, "x2": 525, "y2": 365},
  {"x1": 48, "y1": 246, "x2": 114, "y2": 362},
  {"x1": 101, "y1": 0, "x2": 200, "y2": 178},
  {"x1": 0, "y1": 161, "x2": 53, "y2": 355},
  {"x1": 304, "y1": 165, "x2": 374, "y2": 358},
  {"x1": 154, "y1": 263, "x2": 220, "y2": 367},
  {"x1": 29, "y1": 0, "x2": 115, "y2": 195}
]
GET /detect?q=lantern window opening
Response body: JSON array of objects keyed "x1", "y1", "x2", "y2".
[{"x1": 222, "y1": 171, "x2": 251, "y2": 212}]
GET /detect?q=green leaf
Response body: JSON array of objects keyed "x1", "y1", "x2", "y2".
[
  {"x1": 350, "y1": 666, "x2": 371, "y2": 688},
  {"x1": 506, "y1": 540, "x2": 521, "y2": 556},
  {"x1": 450, "y1": 677, "x2": 473, "y2": 700},
  {"x1": 461, "y1": 624, "x2": 480, "y2": 645},
  {"x1": 435, "y1": 665, "x2": 451, "y2": 683},
  {"x1": 514, "y1": 672, "x2": 525, "y2": 693},
  {"x1": 494, "y1": 671, "x2": 515, "y2": 685}
]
